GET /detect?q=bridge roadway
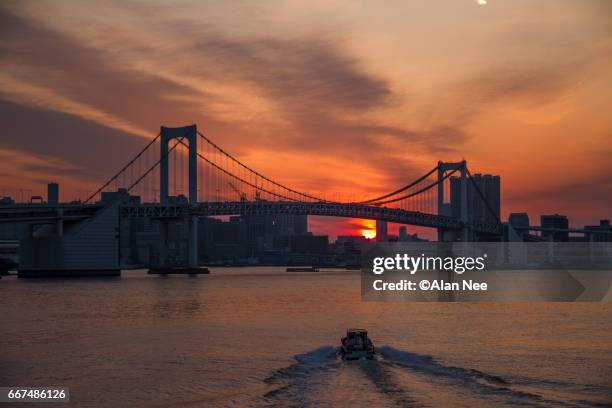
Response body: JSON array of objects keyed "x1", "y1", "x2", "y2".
[
  {"x1": 121, "y1": 201, "x2": 502, "y2": 234},
  {"x1": 0, "y1": 201, "x2": 502, "y2": 234},
  {"x1": 0, "y1": 204, "x2": 101, "y2": 223}
]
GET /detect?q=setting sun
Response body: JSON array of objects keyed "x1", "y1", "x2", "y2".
[
  {"x1": 361, "y1": 229, "x2": 376, "y2": 240},
  {"x1": 359, "y1": 219, "x2": 377, "y2": 240}
]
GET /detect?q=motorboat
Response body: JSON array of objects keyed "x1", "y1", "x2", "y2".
[
  {"x1": 286, "y1": 267, "x2": 319, "y2": 272},
  {"x1": 340, "y1": 329, "x2": 375, "y2": 359}
]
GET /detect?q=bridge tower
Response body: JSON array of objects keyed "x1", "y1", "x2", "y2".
[
  {"x1": 437, "y1": 161, "x2": 469, "y2": 241},
  {"x1": 159, "y1": 124, "x2": 199, "y2": 269},
  {"x1": 160, "y1": 124, "x2": 198, "y2": 204}
]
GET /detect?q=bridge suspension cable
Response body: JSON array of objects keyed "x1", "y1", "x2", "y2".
[
  {"x1": 358, "y1": 166, "x2": 439, "y2": 204},
  {"x1": 126, "y1": 136, "x2": 186, "y2": 194},
  {"x1": 80, "y1": 124, "x2": 501, "y2": 234},
  {"x1": 367, "y1": 168, "x2": 459, "y2": 206},
  {"x1": 197, "y1": 131, "x2": 325, "y2": 203},
  {"x1": 84, "y1": 132, "x2": 161, "y2": 204},
  {"x1": 178, "y1": 138, "x2": 304, "y2": 202}
]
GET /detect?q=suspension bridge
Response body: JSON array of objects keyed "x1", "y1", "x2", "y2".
[
  {"x1": 88, "y1": 124, "x2": 501, "y2": 231},
  {"x1": 0, "y1": 124, "x2": 504, "y2": 276}
]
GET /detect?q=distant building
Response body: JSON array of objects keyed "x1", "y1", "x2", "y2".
[
  {"x1": 204, "y1": 217, "x2": 249, "y2": 260},
  {"x1": 334, "y1": 235, "x2": 369, "y2": 267},
  {"x1": 541, "y1": 214, "x2": 569, "y2": 241},
  {"x1": 0, "y1": 197, "x2": 15, "y2": 205},
  {"x1": 585, "y1": 219, "x2": 611, "y2": 242},
  {"x1": 508, "y1": 212, "x2": 530, "y2": 240},
  {"x1": 47, "y1": 182, "x2": 59, "y2": 205},
  {"x1": 243, "y1": 212, "x2": 307, "y2": 254},
  {"x1": 100, "y1": 188, "x2": 141, "y2": 205},
  {"x1": 509, "y1": 212, "x2": 529, "y2": 229},
  {"x1": 335, "y1": 235, "x2": 368, "y2": 246},
  {"x1": 450, "y1": 173, "x2": 500, "y2": 224},
  {"x1": 397, "y1": 225, "x2": 426, "y2": 242},
  {"x1": 195, "y1": 212, "x2": 311, "y2": 264},
  {"x1": 289, "y1": 234, "x2": 328, "y2": 255},
  {"x1": 398, "y1": 226, "x2": 408, "y2": 241}
]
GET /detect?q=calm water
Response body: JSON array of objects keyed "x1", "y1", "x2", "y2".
[{"x1": 2, "y1": 268, "x2": 612, "y2": 407}]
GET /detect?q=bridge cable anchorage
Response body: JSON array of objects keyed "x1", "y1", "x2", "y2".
[
  {"x1": 357, "y1": 165, "x2": 439, "y2": 204},
  {"x1": 367, "y1": 168, "x2": 459, "y2": 207},
  {"x1": 84, "y1": 132, "x2": 162, "y2": 204},
  {"x1": 465, "y1": 166, "x2": 503, "y2": 225},
  {"x1": 197, "y1": 130, "x2": 325, "y2": 203},
  {"x1": 176, "y1": 138, "x2": 303, "y2": 202},
  {"x1": 127, "y1": 135, "x2": 188, "y2": 194}
]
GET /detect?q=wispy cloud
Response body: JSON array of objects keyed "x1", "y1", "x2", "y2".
[{"x1": 0, "y1": 0, "x2": 610, "y2": 233}]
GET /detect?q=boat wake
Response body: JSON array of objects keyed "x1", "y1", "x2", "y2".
[
  {"x1": 256, "y1": 346, "x2": 609, "y2": 407},
  {"x1": 377, "y1": 346, "x2": 607, "y2": 407},
  {"x1": 259, "y1": 346, "x2": 340, "y2": 407}
]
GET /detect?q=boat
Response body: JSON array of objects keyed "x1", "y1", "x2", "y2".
[
  {"x1": 286, "y1": 267, "x2": 319, "y2": 272},
  {"x1": 340, "y1": 329, "x2": 375, "y2": 360}
]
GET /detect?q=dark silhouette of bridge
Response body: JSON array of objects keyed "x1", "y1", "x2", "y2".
[
  {"x1": 1, "y1": 124, "x2": 507, "y2": 275},
  {"x1": 85, "y1": 124, "x2": 502, "y2": 233}
]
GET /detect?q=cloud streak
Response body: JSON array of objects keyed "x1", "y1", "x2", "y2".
[{"x1": 0, "y1": 1, "x2": 610, "y2": 235}]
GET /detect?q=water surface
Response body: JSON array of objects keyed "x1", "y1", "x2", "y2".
[{"x1": 2, "y1": 268, "x2": 611, "y2": 407}]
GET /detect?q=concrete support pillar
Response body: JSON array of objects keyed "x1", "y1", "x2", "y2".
[
  {"x1": 460, "y1": 161, "x2": 469, "y2": 242},
  {"x1": 159, "y1": 220, "x2": 168, "y2": 267},
  {"x1": 437, "y1": 161, "x2": 444, "y2": 216},
  {"x1": 188, "y1": 138, "x2": 198, "y2": 204},
  {"x1": 437, "y1": 161, "x2": 445, "y2": 242},
  {"x1": 376, "y1": 220, "x2": 388, "y2": 243},
  {"x1": 160, "y1": 141, "x2": 168, "y2": 205},
  {"x1": 56, "y1": 209, "x2": 63, "y2": 237},
  {"x1": 189, "y1": 216, "x2": 198, "y2": 268},
  {"x1": 547, "y1": 233, "x2": 554, "y2": 263}
]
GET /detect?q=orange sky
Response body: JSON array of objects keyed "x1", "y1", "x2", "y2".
[{"x1": 0, "y1": 1, "x2": 611, "y2": 238}]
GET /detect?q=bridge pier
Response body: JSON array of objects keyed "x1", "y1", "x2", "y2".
[
  {"x1": 376, "y1": 220, "x2": 388, "y2": 242},
  {"x1": 148, "y1": 216, "x2": 207, "y2": 275},
  {"x1": 189, "y1": 216, "x2": 198, "y2": 268},
  {"x1": 158, "y1": 219, "x2": 168, "y2": 267},
  {"x1": 56, "y1": 208, "x2": 63, "y2": 237}
]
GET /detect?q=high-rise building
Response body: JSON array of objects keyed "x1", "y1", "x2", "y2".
[
  {"x1": 450, "y1": 173, "x2": 500, "y2": 224},
  {"x1": 541, "y1": 214, "x2": 569, "y2": 241},
  {"x1": 398, "y1": 226, "x2": 408, "y2": 241},
  {"x1": 289, "y1": 234, "x2": 329, "y2": 254},
  {"x1": 47, "y1": 182, "x2": 59, "y2": 205},
  {"x1": 243, "y1": 213, "x2": 308, "y2": 255},
  {"x1": 509, "y1": 212, "x2": 529, "y2": 229},
  {"x1": 507, "y1": 212, "x2": 530, "y2": 241}
]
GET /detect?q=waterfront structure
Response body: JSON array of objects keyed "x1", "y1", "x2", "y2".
[
  {"x1": 541, "y1": 214, "x2": 569, "y2": 241},
  {"x1": 585, "y1": 220, "x2": 611, "y2": 242}
]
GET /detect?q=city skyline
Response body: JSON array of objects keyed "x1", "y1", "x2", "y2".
[{"x1": 1, "y1": 1, "x2": 611, "y2": 239}]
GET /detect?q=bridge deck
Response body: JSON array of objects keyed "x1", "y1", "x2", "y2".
[
  {"x1": 121, "y1": 201, "x2": 501, "y2": 234},
  {"x1": 0, "y1": 201, "x2": 502, "y2": 234}
]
